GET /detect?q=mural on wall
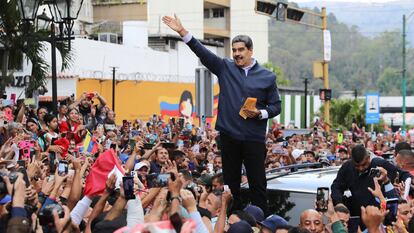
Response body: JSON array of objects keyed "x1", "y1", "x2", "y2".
[{"x1": 159, "y1": 90, "x2": 219, "y2": 125}]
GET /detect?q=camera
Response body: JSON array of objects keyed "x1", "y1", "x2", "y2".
[
  {"x1": 0, "y1": 172, "x2": 18, "y2": 195},
  {"x1": 39, "y1": 203, "x2": 64, "y2": 226},
  {"x1": 369, "y1": 168, "x2": 381, "y2": 178}
]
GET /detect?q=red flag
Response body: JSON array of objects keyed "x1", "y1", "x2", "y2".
[
  {"x1": 53, "y1": 137, "x2": 70, "y2": 159},
  {"x1": 84, "y1": 149, "x2": 124, "y2": 196}
]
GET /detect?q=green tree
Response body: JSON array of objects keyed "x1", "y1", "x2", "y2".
[
  {"x1": 0, "y1": 0, "x2": 72, "y2": 96},
  {"x1": 262, "y1": 62, "x2": 290, "y2": 86},
  {"x1": 319, "y1": 98, "x2": 365, "y2": 130}
]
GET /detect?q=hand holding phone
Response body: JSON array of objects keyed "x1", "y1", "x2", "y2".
[
  {"x1": 122, "y1": 176, "x2": 135, "y2": 200},
  {"x1": 58, "y1": 160, "x2": 68, "y2": 176},
  {"x1": 315, "y1": 187, "x2": 329, "y2": 212},
  {"x1": 369, "y1": 168, "x2": 381, "y2": 178}
]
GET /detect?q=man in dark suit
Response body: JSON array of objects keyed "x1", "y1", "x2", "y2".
[{"x1": 163, "y1": 14, "x2": 282, "y2": 213}]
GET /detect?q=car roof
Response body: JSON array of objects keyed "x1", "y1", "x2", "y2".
[{"x1": 266, "y1": 166, "x2": 339, "y2": 194}]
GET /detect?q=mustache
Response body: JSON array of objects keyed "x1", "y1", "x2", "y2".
[{"x1": 234, "y1": 56, "x2": 243, "y2": 60}]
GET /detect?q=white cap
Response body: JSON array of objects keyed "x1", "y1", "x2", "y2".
[
  {"x1": 134, "y1": 162, "x2": 149, "y2": 171},
  {"x1": 292, "y1": 149, "x2": 304, "y2": 160}
]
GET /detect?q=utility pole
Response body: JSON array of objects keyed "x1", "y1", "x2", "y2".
[
  {"x1": 402, "y1": 14, "x2": 407, "y2": 133},
  {"x1": 110, "y1": 67, "x2": 118, "y2": 111},
  {"x1": 322, "y1": 7, "x2": 330, "y2": 132},
  {"x1": 51, "y1": 22, "x2": 58, "y2": 115},
  {"x1": 354, "y1": 89, "x2": 357, "y2": 100},
  {"x1": 304, "y1": 77, "x2": 309, "y2": 128}
]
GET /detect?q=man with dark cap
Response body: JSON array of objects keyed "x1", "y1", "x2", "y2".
[
  {"x1": 259, "y1": 215, "x2": 288, "y2": 233},
  {"x1": 227, "y1": 220, "x2": 253, "y2": 233}
]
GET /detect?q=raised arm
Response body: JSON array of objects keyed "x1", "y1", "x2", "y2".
[{"x1": 162, "y1": 14, "x2": 224, "y2": 75}]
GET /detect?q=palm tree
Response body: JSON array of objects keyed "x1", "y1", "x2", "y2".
[{"x1": 0, "y1": 0, "x2": 72, "y2": 97}]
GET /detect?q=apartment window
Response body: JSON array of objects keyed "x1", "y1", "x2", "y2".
[
  {"x1": 204, "y1": 9, "x2": 210, "y2": 19},
  {"x1": 212, "y1": 8, "x2": 224, "y2": 18}
]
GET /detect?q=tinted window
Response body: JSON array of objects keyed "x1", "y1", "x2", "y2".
[{"x1": 241, "y1": 189, "x2": 315, "y2": 225}]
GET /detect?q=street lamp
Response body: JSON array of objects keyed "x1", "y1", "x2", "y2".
[
  {"x1": 402, "y1": 12, "x2": 414, "y2": 134},
  {"x1": 18, "y1": 0, "x2": 84, "y2": 114},
  {"x1": 17, "y1": 0, "x2": 42, "y2": 21}
]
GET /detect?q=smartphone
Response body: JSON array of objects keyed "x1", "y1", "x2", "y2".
[
  {"x1": 122, "y1": 176, "x2": 136, "y2": 200},
  {"x1": 282, "y1": 141, "x2": 288, "y2": 148},
  {"x1": 58, "y1": 161, "x2": 68, "y2": 176},
  {"x1": 170, "y1": 117, "x2": 176, "y2": 125},
  {"x1": 143, "y1": 143, "x2": 154, "y2": 150},
  {"x1": 224, "y1": 185, "x2": 230, "y2": 192},
  {"x1": 17, "y1": 160, "x2": 26, "y2": 168},
  {"x1": 162, "y1": 142, "x2": 175, "y2": 149},
  {"x1": 147, "y1": 173, "x2": 170, "y2": 188},
  {"x1": 384, "y1": 198, "x2": 398, "y2": 226},
  {"x1": 152, "y1": 114, "x2": 157, "y2": 122},
  {"x1": 49, "y1": 153, "x2": 56, "y2": 174},
  {"x1": 369, "y1": 168, "x2": 381, "y2": 178},
  {"x1": 348, "y1": 216, "x2": 360, "y2": 233},
  {"x1": 129, "y1": 139, "x2": 136, "y2": 149},
  {"x1": 178, "y1": 117, "x2": 185, "y2": 128},
  {"x1": 315, "y1": 187, "x2": 329, "y2": 212},
  {"x1": 17, "y1": 167, "x2": 30, "y2": 188},
  {"x1": 394, "y1": 171, "x2": 400, "y2": 184}
]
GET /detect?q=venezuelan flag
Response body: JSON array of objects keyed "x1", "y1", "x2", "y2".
[{"x1": 83, "y1": 131, "x2": 98, "y2": 154}]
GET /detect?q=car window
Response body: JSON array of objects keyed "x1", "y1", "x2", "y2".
[{"x1": 241, "y1": 189, "x2": 316, "y2": 225}]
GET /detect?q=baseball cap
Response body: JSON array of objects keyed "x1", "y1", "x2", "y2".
[
  {"x1": 258, "y1": 215, "x2": 288, "y2": 232},
  {"x1": 292, "y1": 149, "x2": 304, "y2": 160},
  {"x1": 227, "y1": 220, "x2": 253, "y2": 233},
  {"x1": 244, "y1": 205, "x2": 264, "y2": 223},
  {"x1": 134, "y1": 162, "x2": 149, "y2": 171}
]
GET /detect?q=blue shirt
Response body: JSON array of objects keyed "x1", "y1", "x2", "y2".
[{"x1": 184, "y1": 35, "x2": 282, "y2": 142}]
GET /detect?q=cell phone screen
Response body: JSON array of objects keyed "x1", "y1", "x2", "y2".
[
  {"x1": 146, "y1": 173, "x2": 170, "y2": 188},
  {"x1": 122, "y1": 176, "x2": 135, "y2": 200},
  {"x1": 315, "y1": 187, "x2": 329, "y2": 212},
  {"x1": 58, "y1": 161, "x2": 68, "y2": 176},
  {"x1": 384, "y1": 198, "x2": 398, "y2": 226}
]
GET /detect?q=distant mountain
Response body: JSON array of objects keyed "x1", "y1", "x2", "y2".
[{"x1": 295, "y1": 0, "x2": 414, "y2": 45}]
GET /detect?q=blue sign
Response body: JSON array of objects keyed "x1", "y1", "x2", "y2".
[{"x1": 365, "y1": 93, "x2": 380, "y2": 124}]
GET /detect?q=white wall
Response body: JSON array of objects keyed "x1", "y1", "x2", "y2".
[
  {"x1": 147, "y1": 0, "x2": 204, "y2": 39},
  {"x1": 230, "y1": 0, "x2": 269, "y2": 63}
]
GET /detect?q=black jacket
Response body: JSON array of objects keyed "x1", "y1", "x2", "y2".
[{"x1": 331, "y1": 157, "x2": 411, "y2": 216}]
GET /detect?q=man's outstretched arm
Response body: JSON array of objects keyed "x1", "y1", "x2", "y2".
[{"x1": 163, "y1": 14, "x2": 224, "y2": 75}]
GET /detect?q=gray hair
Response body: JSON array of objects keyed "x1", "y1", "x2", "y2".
[{"x1": 232, "y1": 35, "x2": 253, "y2": 50}]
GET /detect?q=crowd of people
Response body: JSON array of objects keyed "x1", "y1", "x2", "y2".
[{"x1": 0, "y1": 91, "x2": 412, "y2": 233}]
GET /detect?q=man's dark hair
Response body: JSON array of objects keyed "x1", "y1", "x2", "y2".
[
  {"x1": 334, "y1": 204, "x2": 350, "y2": 215},
  {"x1": 396, "y1": 142, "x2": 411, "y2": 154},
  {"x1": 398, "y1": 198, "x2": 408, "y2": 205},
  {"x1": 231, "y1": 210, "x2": 257, "y2": 227},
  {"x1": 232, "y1": 35, "x2": 253, "y2": 50},
  {"x1": 399, "y1": 149, "x2": 414, "y2": 161},
  {"x1": 351, "y1": 145, "x2": 368, "y2": 163},
  {"x1": 212, "y1": 173, "x2": 224, "y2": 184},
  {"x1": 179, "y1": 169, "x2": 192, "y2": 181},
  {"x1": 172, "y1": 150, "x2": 186, "y2": 159}
]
